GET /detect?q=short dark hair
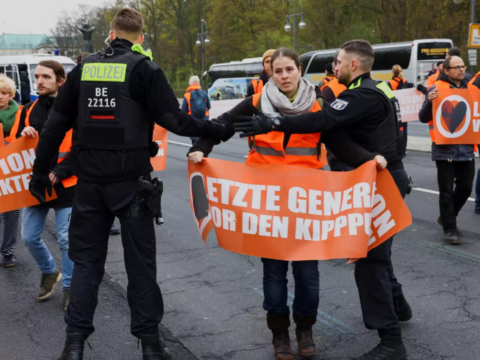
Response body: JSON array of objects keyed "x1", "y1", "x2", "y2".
[
  {"x1": 325, "y1": 62, "x2": 333, "y2": 74},
  {"x1": 271, "y1": 47, "x2": 301, "y2": 71},
  {"x1": 37, "y1": 60, "x2": 65, "y2": 82},
  {"x1": 437, "y1": 60, "x2": 444, "y2": 67},
  {"x1": 112, "y1": 8, "x2": 144, "y2": 36},
  {"x1": 448, "y1": 47, "x2": 461, "y2": 57},
  {"x1": 77, "y1": 52, "x2": 91, "y2": 65},
  {"x1": 340, "y1": 39, "x2": 374, "y2": 70}
]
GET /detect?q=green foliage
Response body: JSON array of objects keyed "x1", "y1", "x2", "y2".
[{"x1": 52, "y1": 0, "x2": 480, "y2": 82}]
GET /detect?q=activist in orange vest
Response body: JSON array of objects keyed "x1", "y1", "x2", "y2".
[
  {"x1": 247, "y1": 49, "x2": 275, "y2": 96},
  {"x1": 418, "y1": 55, "x2": 475, "y2": 245},
  {"x1": 182, "y1": 76, "x2": 211, "y2": 144},
  {"x1": 426, "y1": 63, "x2": 442, "y2": 88},
  {"x1": 16, "y1": 60, "x2": 75, "y2": 311},
  {"x1": 387, "y1": 65, "x2": 414, "y2": 91},
  {"x1": 0, "y1": 74, "x2": 21, "y2": 268},
  {"x1": 188, "y1": 47, "x2": 386, "y2": 360}
]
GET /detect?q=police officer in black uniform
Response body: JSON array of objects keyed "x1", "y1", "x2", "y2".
[
  {"x1": 28, "y1": 8, "x2": 230, "y2": 360},
  {"x1": 233, "y1": 40, "x2": 411, "y2": 360}
]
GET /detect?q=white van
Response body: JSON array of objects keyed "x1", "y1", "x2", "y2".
[{"x1": 0, "y1": 54, "x2": 76, "y2": 103}]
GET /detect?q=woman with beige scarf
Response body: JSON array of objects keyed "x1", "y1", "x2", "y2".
[{"x1": 188, "y1": 48, "x2": 386, "y2": 360}]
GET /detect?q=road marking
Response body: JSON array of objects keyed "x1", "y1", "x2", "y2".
[
  {"x1": 412, "y1": 188, "x2": 475, "y2": 202},
  {"x1": 416, "y1": 240, "x2": 480, "y2": 263},
  {"x1": 167, "y1": 140, "x2": 191, "y2": 147}
]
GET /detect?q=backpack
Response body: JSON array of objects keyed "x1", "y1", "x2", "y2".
[{"x1": 190, "y1": 89, "x2": 207, "y2": 119}]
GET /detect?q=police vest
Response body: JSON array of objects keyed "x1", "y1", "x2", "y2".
[
  {"x1": 78, "y1": 51, "x2": 151, "y2": 151},
  {"x1": 24, "y1": 99, "x2": 77, "y2": 188},
  {"x1": 428, "y1": 80, "x2": 476, "y2": 145},
  {"x1": 4, "y1": 105, "x2": 23, "y2": 144},
  {"x1": 251, "y1": 79, "x2": 264, "y2": 94},
  {"x1": 388, "y1": 77, "x2": 406, "y2": 91},
  {"x1": 184, "y1": 85, "x2": 209, "y2": 116},
  {"x1": 349, "y1": 77, "x2": 406, "y2": 162},
  {"x1": 246, "y1": 93, "x2": 324, "y2": 169},
  {"x1": 321, "y1": 77, "x2": 346, "y2": 98}
]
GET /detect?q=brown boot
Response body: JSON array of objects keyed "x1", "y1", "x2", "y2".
[
  {"x1": 267, "y1": 312, "x2": 295, "y2": 360},
  {"x1": 294, "y1": 313, "x2": 316, "y2": 358}
]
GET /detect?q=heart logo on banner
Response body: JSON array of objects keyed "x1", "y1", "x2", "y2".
[{"x1": 441, "y1": 100, "x2": 467, "y2": 134}]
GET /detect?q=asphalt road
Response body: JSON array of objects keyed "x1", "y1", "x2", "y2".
[{"x1": 1, "y1": 133, "x2": 480, "y2": 360}]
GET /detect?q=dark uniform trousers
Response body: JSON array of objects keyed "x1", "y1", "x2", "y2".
[
  {"x1": 354, "y1": 167, "x2": 409, "y2": 337},
  {"x1": 65, "y1": 178, "x2": 163, "y2": 338}
]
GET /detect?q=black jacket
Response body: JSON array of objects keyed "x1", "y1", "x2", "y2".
[
  {"x1": 418, "y1": 72, "x2": 478, "y2": 161},
  {"x1": 247, "y1": 71, "x2": 269, "y2": 97},
  {"x1": 190, "y1": 95, "x2": 379, "y2": 169},
  {"x1": 32, "y1": 38, "x2": 229, "y2": 183},
  {"x1": 274, "y1": 73, "x2": 404, "y2": 170},
  {"x1": 17, "y1": 96, "x2": 75, "y2": 209}
]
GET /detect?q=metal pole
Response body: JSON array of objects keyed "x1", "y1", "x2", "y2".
[
  {"x1": 293, "y1": 0, "x2": 297, "y2": 51},
  {"x1": 202, "y1": 42, "x2": 205, "y2": 90},
  {"x1": 472, "y1": 0, "x2": 477, "y2": 74}
]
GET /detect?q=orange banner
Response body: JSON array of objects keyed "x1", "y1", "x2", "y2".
[
  {"x1": 150, "y1": 125, "x2": 168, "y2": 171},
  {"x1": 0, "y1": 136, "x2": 56, "y2": 213},
  {"x1": 432, "y1": 88, "x2": 480, "y2": 144},
  {"x1": 0, "y1": 124, "x2": 4, "y2": 148},
  {"x1": 188, "y1": 159, "x2": 411, "y2": 261}
]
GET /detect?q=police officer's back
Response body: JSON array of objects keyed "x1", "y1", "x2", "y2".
[{"x1": 29, "y1": 8, "x2": 228, "y2": 360}]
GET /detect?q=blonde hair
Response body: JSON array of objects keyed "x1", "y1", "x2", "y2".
[
  {"x1": 392, "y1": 65, "x2": 403, "y2": 79},
  {"x1": 0, "y1": 75, "x2": 16, "y2": 97}
]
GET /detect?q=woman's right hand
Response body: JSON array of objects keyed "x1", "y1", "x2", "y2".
[
  {"x1": 188, "y1": 151, "x2": 205, "y2": 164},
  {"x1": 21, "y1": 126, "x2": 38, "y2": 138}
]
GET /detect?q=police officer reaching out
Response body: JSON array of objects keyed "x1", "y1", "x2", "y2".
[
  {"x1": 28, "y1": 8, "x2": 230, "y2": 360},
  {"x1": 234, "y1": 40, "x2": 411, "y2": 360}
]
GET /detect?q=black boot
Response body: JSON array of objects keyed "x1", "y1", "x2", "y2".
[
  {"x1": 293, "y1": 313, "x2": 316, "y2": 358},
  {"x1": 351, "y1": 336, "x2": 408, "y2": 360},
  {"x1": 394, "y1": 294, "x2": 412, "y2": 322},
  {"x1": 57, "y1": 332, "x2": 85, "y2": 360},
  {"x1": 267, "y1": 312, "x2": 295, "y2": 360},
  {"x1": 141, "y1": 331, "x2": 172, "y2": 360}
]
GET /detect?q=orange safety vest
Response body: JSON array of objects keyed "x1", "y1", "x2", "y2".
[
  {"x1": 426, "y1": 69, "x2": 441, "y2": 88},
  {"x1": 321, "y1": 77, "x2": 346, "y2": 99},
  {"x1": 246, "y1": 93, "x2": 324, "y2": 169},
  {"x1": 184, "y1": 85, "x2": 209, "y2": 117},
  {"x1": 468, "y1": 71, "x2": 480, "y2": 87},
  {"x1": 251, "y1": 79, "x2": 264, "y2": 94},
  {"x1": 388, "y1": 77, "x2": 406, "y2": 91},
  {"x1": 24, "y1": 99, "x2": 77, "y2": 188},
  {"x1": 428, "y1": 80, "x2": 478, "y2": 152},
  {"x1": 4, "y1": 105, "x2": 24, "y2": 144}
]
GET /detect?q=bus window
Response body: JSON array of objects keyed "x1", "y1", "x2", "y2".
[
  {"x1": 372, "y1": 45, "x2": 411, "y2": 71},
  {"x1": 417, "y1": 42, "x2": 451, "y2": 60}
]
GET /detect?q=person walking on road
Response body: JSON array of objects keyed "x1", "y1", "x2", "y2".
[
  {"x1": 247, "y1": 49, "x2": 275, "y2": 96},
  {"x1": 16, "y1": 61, "x2": 76, "y2": 311},
  {"x1": 419, "y1": 56, "x2": 478, "y2": 244},
  {"x1": 182, "y1": 75, "x2": 211, "y2": 144},
  {"x1": 28, "y1": 8, "x2": 231, "y2": 360},
  {"x1": 0, "y1": 75, "x2": 21, "y2": 268},
  {"x1": 188, "y1": 47, "x2": 388, "y2": 360},
  {"x1": 232, "y1": 40, "x2": 412, "y2": 360}
]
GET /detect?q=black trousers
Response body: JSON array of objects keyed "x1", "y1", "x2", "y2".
[
  {"x1": 354, "y1": 168, "x2": 409, "y2": 337},
  {"x1": 436, "y1": 160, "x2": 475, "y2": 232},
  {"x1": 65, "y1": 179, "x2": 163, "y2": 338}
]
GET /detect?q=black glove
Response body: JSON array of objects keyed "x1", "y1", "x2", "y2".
[
  {"x1": 233, "y1": 114, "x2": 274, "y2": 138},
  {"x1": 416, "y1": 83, "x2": 427, "y2": 95},
  {"x1": 148, "y1": 141, "x2": 159, "y2": 157},
  {"x1": 29, "y1": 174, "x2": 53, "y2": 204}
]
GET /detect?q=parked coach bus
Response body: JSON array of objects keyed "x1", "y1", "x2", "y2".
[
  {"x1": 300, "y1": 39, "x2": 453, "y2": 85},
  {"x1": 207, "y1": 57, "x2": 263, "y2": 88},
  {"x1": 0, "y1": 54, "x2": 76, "y2": 103}
]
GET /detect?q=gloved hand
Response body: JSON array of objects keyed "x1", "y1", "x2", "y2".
[
  {"x1": 233, "y1": 114, "x2": 274, "y2": 138},
  {"x1": 29, "y1": 174, "x2": 53, "y2": 204}
]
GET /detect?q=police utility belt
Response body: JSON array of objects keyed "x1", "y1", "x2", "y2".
[{"x1": 127, "y1": 176, "x2": 164, "y2": 225}]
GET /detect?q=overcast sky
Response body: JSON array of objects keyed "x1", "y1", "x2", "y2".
[{"x1": 1, "y1": 0, "x2": 113, "y2": 35}]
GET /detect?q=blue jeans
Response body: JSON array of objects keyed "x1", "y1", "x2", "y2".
[
  {"x1": 262, "y1": 258, "x2": 319, "y2": 317},
  {"x1": 22, "y1": 207, "x2": 73, "y2": 289}
]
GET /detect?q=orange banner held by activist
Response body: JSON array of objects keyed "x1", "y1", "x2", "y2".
[
  {"x1": 150, "y1": 125, "x2": 168, "y2": 171},
  {"x1": 0, "y1": 124, "x2": 4, "y2": 148},
  {"x1": 0, "y1": 136, "x2": 56, "y2": 213},
  {"x1": 188, "y1": 159, "x2": 411, "y2": 261},
  {"x1": 432, "y1": 88, "x2": 480, "y2": 144}
]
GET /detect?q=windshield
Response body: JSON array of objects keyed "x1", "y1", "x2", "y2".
[{"x1": 29, "y1": 63, "x2": 75, "y2": 91}]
